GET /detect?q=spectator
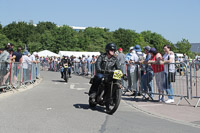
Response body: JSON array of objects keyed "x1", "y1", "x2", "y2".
[
  {"x1": 13, "y1": 46, "x2": 22, "y2": 63},
  {"x1": 125, "y1": 47, "x2": 139, "y2": 95},
  {"x1": 91, "y1": 55, "x2": 97, "y2": 76},
  {"x1": 0, "y1": 46, "x2": 10, "y2": 86},
  {"x1": 148, "y1": 48, "x2": 165, "y2": 102},
  {"x1": 140, "y1": 46, "x2": 154, "y2": 99},
  {"x1": 134, "y1": 44, "x2": 145, "y2": 95},
  {"x1": 22, "y1": 50, "x2": 32, "y2": 82},
  {"x1": 87, "y1": 55, "x2": 92, "y2": 75},
  {"x1": 81, "y1": 55, "x2": 87, "y2": 75},
  {"x1": 117, "y1": 48, "x2": 127, "y2": 91},
  {"x1": 160, "y1": 45, "x2": 175, "y2": 103}
]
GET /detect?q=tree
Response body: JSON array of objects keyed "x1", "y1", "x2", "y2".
[
  {"x1": 2, "y1": 21, "x2": 35, "y2": 44},
  {"x1": 0, "y1": 33, "x2": 10, "y2": 48},
  {"x1": 36, "y1": 21, "x2": 57, "y2": 34},
  {"x1": 55, "y1": 25, "x2": 78, "y2": 52},
  {"x1": 113, "y1": 28, "x2": 144, "y2": 52},
  {"x1": 0, "y1": 24, "x2": 2, "y2": 33},
  {"x1": 176, "y1": 38, "x2": 191, "y2": 55},
  {"x1": 141, "y1": 30, "x2": 174, "y2": 53},
  {"x1": 80, "y1": 27, "x2": 109, "y2": 52}
]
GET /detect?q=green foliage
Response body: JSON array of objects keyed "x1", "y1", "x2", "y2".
[
  {"x1": 0, "y1": 21, "x2": 192, "y2": 55},
  {"x1": 0, "y1": 33, "x2": 10, "y2": 48},
  {"x1": 113, "y1": 28, "x2": 144, "y2": 53},
  {"x1": 176, "y1": 38, "x2": 191, "y2": 55},
  {"x1": 0, "y1": 24, "x2": 2, "y2": 33},
  {"x1": 141, "y1": 31, "x2": 174, "y2": 54}
]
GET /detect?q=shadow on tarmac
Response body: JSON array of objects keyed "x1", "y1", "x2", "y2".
[
  {"x1": 122, "y1": 97, "x2": 159, "y2": 103},
  {"x1": 51, "y1": 80, "x2": 66, "y2": 83},
  {"x1": 73, "y1": 104, "x2": 105, "y2": 113}
]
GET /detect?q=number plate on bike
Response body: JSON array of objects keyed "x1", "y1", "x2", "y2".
[
  {"x1": 113, "y1": 70, "x2": 123, "y2": 80},
  {"x1": 64, "y1": 65, "x2": 68, "y2": 68}
]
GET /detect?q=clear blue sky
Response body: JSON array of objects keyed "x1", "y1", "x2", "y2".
[{"x1": 0, "y1": 0, "x2": 199, "y2": 43}]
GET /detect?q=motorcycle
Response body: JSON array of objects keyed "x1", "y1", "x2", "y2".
[
  {"x1": 63, "y1": 63, "x2": 69, "y2": 83},
  {"x1": 89, "y1": 70, "x2": 126, "y2": 115}
]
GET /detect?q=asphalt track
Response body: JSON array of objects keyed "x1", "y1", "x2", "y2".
[{"x1": 0, "y1": 71, "x2": 199, "y2": 133}]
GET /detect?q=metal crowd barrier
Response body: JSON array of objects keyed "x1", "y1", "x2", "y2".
[
  {"x1": 151, "y1": 62, "x2": 189, "y2": 105},
  {"x1": 0, "y1": 62, "x2": 40, "y2": 91},
  {"x1": 189, "y1": 61, "x2": 200, "y2": 107}
]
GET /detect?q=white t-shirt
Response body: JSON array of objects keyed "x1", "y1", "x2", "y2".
[
  {"x1": 130, "y1": 53, "x2": 139, "y2": 73},
  {"x1": 30, "y1": 55, "x2": 36, "y2": 61},
  {"x1": 22, "y1": 55, "x2": 32, "y2": 69},
  {"x1": 163, "y1": 52, "x2": 175, "y2": 73}
]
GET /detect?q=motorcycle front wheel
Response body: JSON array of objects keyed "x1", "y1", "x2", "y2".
[{"x1": 106, "y1": 88, "x2": 122, "y2": 115}]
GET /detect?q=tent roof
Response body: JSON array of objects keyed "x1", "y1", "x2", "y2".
[
  {"x1": 38, "y1": 50, "x2": 59, "y2": 57},
  {"x1": 58, "y1": 51, "x2": 100, "y2": 57}
]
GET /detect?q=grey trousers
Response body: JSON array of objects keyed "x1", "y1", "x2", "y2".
[
  {"x1": 120, "y1": 64, "x2": 127, "y2": 89},
  {"x1": 127, "y1": 68, "x2": 138, "y2": 92}
]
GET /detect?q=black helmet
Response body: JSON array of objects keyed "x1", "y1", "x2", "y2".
[{"x1": 105, "y1": 43, "x2": 117, "y2": 52}]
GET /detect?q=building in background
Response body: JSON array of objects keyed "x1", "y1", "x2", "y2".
[{"x1": 190, "y1": 43, "x2": 200, "y2": 53}]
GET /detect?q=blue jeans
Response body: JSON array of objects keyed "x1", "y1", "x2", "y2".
[
  {"x1": 165, "y1": 72, "x2": 174, "y2": 99},
  {"x1": 142, "y1": 71, "x2": 154, "y2": 97},
  {"x1": 89, "y1": 73, "x2": 104, "y2": 95},
  {"x1": 88, "y1": 63, "x2": 91, "y2": 74},
  {"x1": 36, "y1": 67, "x2": 38, "y2": 78}
]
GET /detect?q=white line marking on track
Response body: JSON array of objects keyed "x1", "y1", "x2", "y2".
[
  {"x1": 77, "y1": 88, "x2": 87, "y2": 90},
  {"x1": 70, "y1": 84, "x2": 75, "y2": 89},
  {"x1": 138, "y1": 104, "x2": 163, "y2": 107}
]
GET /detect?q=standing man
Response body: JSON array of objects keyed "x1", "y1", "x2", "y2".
[
  {"x1": 140, "y1": 46, "x2": 154, "y2": 99},
  {"x1": 87, "y1": 55, "x2": 92, "y2": 75},
  {"x1": 117, "y1": 48, "x2": 127, "y2": 91},
  {"x1": 125, "y1": 47, "x2": 139, "y2": 95},
  {"x1": 13, "y1": 46, "x2": 22, "y2": 63}
]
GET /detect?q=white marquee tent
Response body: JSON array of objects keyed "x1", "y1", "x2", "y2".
[
  {"x1": 58, "y1": 51, "x2": 101, "y2": 57},
  {"x1": 37, "y1": 50, "x2": 60, "y2": 57}
]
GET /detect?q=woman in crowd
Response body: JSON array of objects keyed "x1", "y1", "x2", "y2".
[
  {"x1": 148, "y1": 48, "x2": 165, "y2": 102},
  {"x1": 160, "y1": 45, "x2": 175, "y2": 104}
]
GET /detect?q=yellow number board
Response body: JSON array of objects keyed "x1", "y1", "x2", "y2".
[{"x1": 113, "y1": 70, "x2": 123, "y2": 80}]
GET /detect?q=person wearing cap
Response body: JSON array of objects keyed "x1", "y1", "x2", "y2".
[
  {"x1": 148, "y1": 48, "x2": 165, "y2": 102},
  {"x1": 134, "y1": 45, "x2": 146, "y2": 95},
  {"x1": 140, "y1": 46, "x2": 154, "y2": 99},
  {"x1": 125, "y1": 47, "x2": 139, "y2": 95},
  {"x1": 117, "y1": 48, "x2": 127, "y2": 91}
]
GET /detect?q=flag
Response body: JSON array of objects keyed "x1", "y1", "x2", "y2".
[{"x1": 25, "y1": 44, "x2": 27, "y2": 51}]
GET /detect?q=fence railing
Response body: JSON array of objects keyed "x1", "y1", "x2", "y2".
[
  {"x1": 0, "y1": 62, "x2": 40, "y2": 91},
  {"x1": 189, "y1": 62, "x2": 200, "y2": 107}
]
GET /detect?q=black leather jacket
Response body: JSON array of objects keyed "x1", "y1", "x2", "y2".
[
  {"x1": 61, "y1": 58, "x2": 72, "y2": 67},
  {"x1": 96, "y1": 53, "x2": 121, "y2": 74}
]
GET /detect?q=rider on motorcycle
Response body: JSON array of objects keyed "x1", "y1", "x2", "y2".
[
  {"x1": 89, "y1": 43, "x2": 121, "y2": 100},
  {"x1": 60, "y1": 55, "x2": 72, "y2": 78}
]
